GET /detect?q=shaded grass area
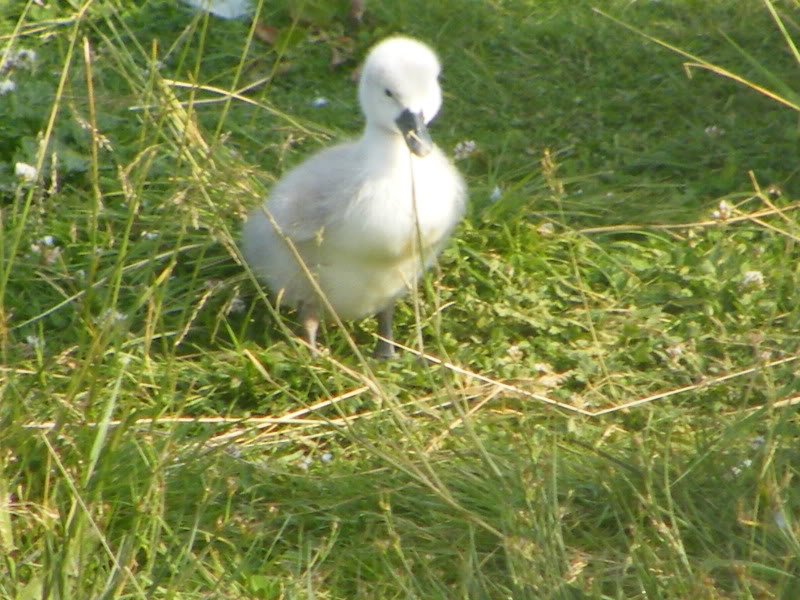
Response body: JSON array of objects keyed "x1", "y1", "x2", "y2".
[
  {"x1": 1, "y1": 0, "x2": 799, "y2": 597},
  {"x1": 4, "y1": 408, "x2": 798, "y2": 597}
]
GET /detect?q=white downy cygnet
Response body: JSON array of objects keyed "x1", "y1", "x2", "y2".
[{"x1": 241, "y1": 36, "x2": 466, "y2": 358}]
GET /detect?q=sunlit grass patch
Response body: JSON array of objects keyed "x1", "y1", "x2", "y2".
[{"x1": 1, "y1": 0, "x2": 799, "y2": 598}]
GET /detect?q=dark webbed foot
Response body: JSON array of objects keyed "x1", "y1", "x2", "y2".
[{"x1": 373, "y1": 305, "x2": 396, "y2": 359}]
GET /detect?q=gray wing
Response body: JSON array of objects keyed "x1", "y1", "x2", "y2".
[{"x1": 267, "y1": 142, "x2": 363, "y2": 243}]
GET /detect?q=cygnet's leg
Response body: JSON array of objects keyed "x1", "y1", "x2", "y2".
[
  {"x1": 374, "y1": 304, "x2": 396, "y2": 359},
  {"x1": 299, "y1": 301, "x2": 320, "y2": 354}
]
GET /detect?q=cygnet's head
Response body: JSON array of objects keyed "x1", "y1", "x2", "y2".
[{"x1": 358, "y1": 36, "x2": 443, "y2": 157}]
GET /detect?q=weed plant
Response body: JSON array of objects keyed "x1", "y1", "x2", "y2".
[{"x1": 1, "y1": 0, "x2": 799, "y2": 598}]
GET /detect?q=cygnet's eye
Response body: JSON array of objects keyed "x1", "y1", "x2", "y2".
[{"x1": 384, "y1": 88, "x2": 394, "y2": 98}]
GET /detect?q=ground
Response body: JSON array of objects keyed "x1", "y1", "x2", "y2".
[{"x1": 1, "y1": 0, "x2": 799, "y2": 598}]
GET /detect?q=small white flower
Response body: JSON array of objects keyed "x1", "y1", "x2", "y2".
[
  {"x1": 30, "y1": 236, "x2": 60, "y2": 264},
  {"x1": 15, "y1": 48, "x2": 36, "y2": 67},
  {"x1": 95, "y1": 308, "x2": 127, "y2": 325},
  {"x1": 44, "y1": 247, "x2": 62, "y2": 265},
  {"x1": 537, "y1": 222, "x2": 555, "y2": 236},
  {"x1": 665, "y1": 344, "x2": 684, "y2": 360},
  {"x1": 731, "y1": 458, "x2": 752, "y2": 477},
  {"x1": 453, "y1": 140, "x2": 476, "y2": 161},
  {"x1": 712, "y1": 199, "x2": 732, "y2": 221},
  {"x1": 321, "y1": 452, "x2": 333, "y2": 463},
  {"x1": 15, "y1": 162, "x2": 37, "y2": 181},
  {"x1": 741, "y1": 270, "x2": 765, "y2": 289},
  {"x1": 182, "y1": 0, "x2": 254, "y2": 19},
  {"x1": 227, "y1": 296, "x2": 245, "y2": 315},
  {"x1": 298, "y1": 456, "x2": 313, "y2": 471},
  {"x1": 704, "y1": 124, "x2": 725, "y2": 138},
  {"x1": 0, "y1": 78, "x2": 15, "y2": 94},
  {"x1": 489, "y1": 185, "x2": 502, "y2": 203},
  {"x1": 310, "y1": 96, "x2": 329, "y2": 108},
  {"x1": 506, "y1": 344, "x2": 523, "y2": 361},
  {"x1": 140, "y1": 231, "x2": 159, "y2": 240},
  {"x1": 25, "y1": 335, "x2": 42, "y2": 349}
]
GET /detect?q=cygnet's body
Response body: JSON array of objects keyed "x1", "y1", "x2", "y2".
[{"x1": 242, "y1": 36, "x2": 466, "y2": 357}]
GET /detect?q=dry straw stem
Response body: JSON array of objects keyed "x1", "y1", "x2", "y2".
[
  {"x1": 594, "y1": 5, "x2": 800, "y2": 113},
  {"x1": 388, "y1": 341, "x2": 800, "y2": 417},
  {"x1": 23, "y1": 383, "x2": 370, "y2": 434},
  {"x1": 129, "y1": 78, "x2": 327, "y2": 138},
  {"x1": 22, "y1": 350, "x2": 800, "y2": 438},
  {"x1": 746, "y1": 171, "x2": 800, "y2": 242},
  {"x1": 577, "y1": 200, "x2": 800, "y2": 236},
  {"x1": 738, "y1": 394, "x2": 800, "y2": 413}
]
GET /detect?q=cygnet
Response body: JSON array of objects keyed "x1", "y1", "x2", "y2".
[{"x1": 242, "y1": 36, "x2": 466, "y2": 357}]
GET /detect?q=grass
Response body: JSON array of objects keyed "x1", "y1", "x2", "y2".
[{"x1": 1, "y1": 0, "x2": 799, "y2": 597}]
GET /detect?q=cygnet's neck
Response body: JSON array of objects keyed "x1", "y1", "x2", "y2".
[{"x1": 359, "y1": 122, "x2": 416, "y2": 164}]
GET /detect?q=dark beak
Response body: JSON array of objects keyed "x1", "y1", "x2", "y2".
[{"x1": 395, "y1": 109, "x2": 433, "y2": 157}]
